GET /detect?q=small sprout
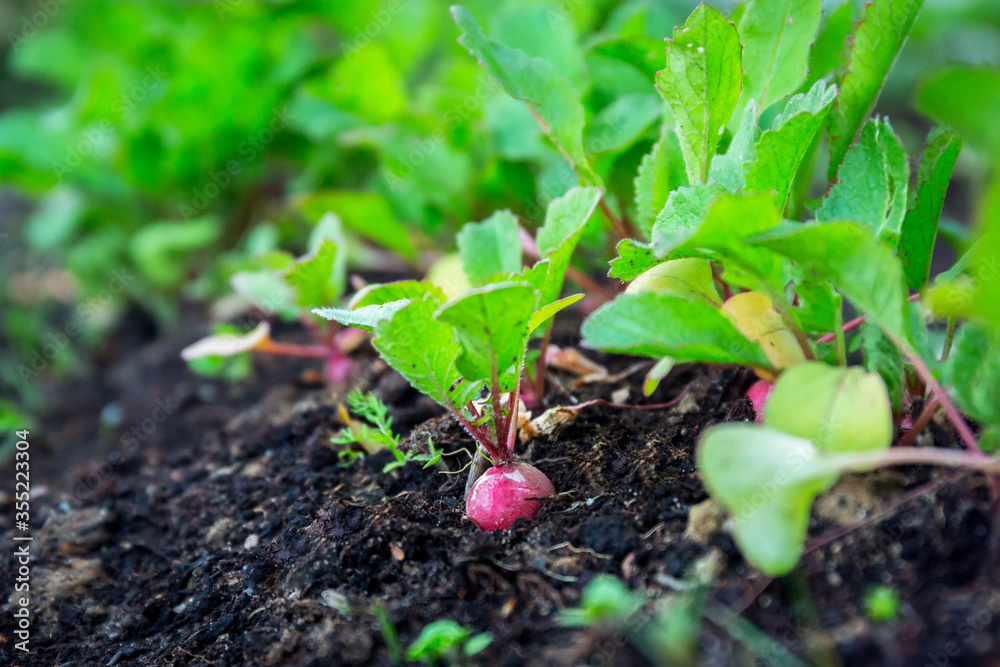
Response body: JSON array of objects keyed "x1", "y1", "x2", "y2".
[
  {"x1": 373, "y1": 603, "x2": 402, "y2": 665},
  {"x1": 644, "y1": 356, "x2": 676, "y2": 397},
  {"x1": 559, "y1": 575, "x2": 645, "y2": 627},
  {"x1": 332, "y1": 390, "x2": 444, "y2": 473},
  {"x1": 183, "y1": 216, "x2": 359, "y2": 384},
  {"x1": 406, "y1": 619, "x2": 492, "y2": 665},
  {"x1": 864, "y1": 585, "x2": 900, "y2": 622}
]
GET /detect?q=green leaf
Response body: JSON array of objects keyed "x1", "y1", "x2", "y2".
[
  {"x1": 24, "y1": 186, "x2": 84, "y2": 250},
  {"x1": 803, "y1": 1, "x2": 854, "y2": 91},
  {"x1": 736, "y1": 0, "x2": 822, "y2": 113},
  {"x1": 129, "y1": 218, "x2": 221, "y2": 289},
  {"x1": 310, "y1": 42, "x2": 406, "y2": 124},
  {"x1": 307, "y1": 213, "x2": 347, "y2": 296},
  {"x1": 490, "y1": 1, "x2": 587, "y2": 90},
  {"x1": 644, "y1": 356, "x2": 676, "y2": 397},
  {"x1": 948, "y1": 322, "x2": 1000, "y2": 426},
  {"x1": 463, "y1": 633, "x2": 493, "y2": 658},
  {"x1": 751, "y1": 221, "x2": 910, "y2": 343},
  {"x1": 406, "y1": 620, "x2": 472, "y2": 662},
  {"x1": 589, "y1": 36, "x2": 667, "y2": 82},
  {"x1": 715, "y1": 368, "x2": 890, "y2": 512},
  {"x1": 350, "y1": 280, "x2": 446, "y2": 310},
  {"x1": 655, "y1": 192, "x2": 785, "y2": 292},
  {"x1": 634, "y1": 127, "x2": 687, "y2": 238},
  {"x1": 313, "y1": 300, "x2": 411, "y2": 333},
  {"x1": 709, "y1": 100, "x2": 759, "y2": 192},
  {"x1": 581, "y1": 292, "x2": 772, "y2": 368},
  {"x1": 650, "y1": 183, "x2": 726, "y2": 257},
  {"x1": 899, "y1": 129, "x2": 962, "y2": 289},
  {"x1": 231, "y1": 270, "x2": 297, "y2": 319},
  {"x1": 296, "y1": 191, "x2": 416, "y2": 262},
  {"x1": 790, "y1": 268, "x2": 842, "y2": 336},
  {"x1": 426, "y1": 253, "x2": 473, "y2": 300},
  {"x1": 434, "y1": 282, "x2": 537, "y2": 385},
  {"x1": 744, "y1": 79, "x2": 837, "y2": 211},
  {"x1": 828, "y1": 0, "x2": 924, "y2": 177},
  {"x1": 923, "y1": 175, "x2": 1000, "y2": 328},
  {"x1": 559, "y1": 576, "x2": 644, "y2": 627},
  {"x1": 916, "y1": 66, "x2": 1000, "y2": 157},
  {"x1": 817, "y1": 118, "x2": 909, "y2": 245},
  {"x1": 285, "y1": 240, "x2": 341, "y2": 308},
  {"x1": 625, "y1": 258, "x2": 721, "y2": 307},
  {"x1": 529, "y1": 293, "x2": 584, "y2": 335},
  {"x1": 861, "y1": 321, "x2": 905, "y2": 414},
  {"x1": 696, "y1": 424, "x2": 840, "y2": 575},
  {"x1": 764, "y1": 361, "x2": 893, "y2": 453},
  {"x1": 654, "y1": 4, "x2": 743, "y2": 183},
  {"x1": 456, "y1": 210, "x2": 522, "y2": 286},
  {"x1": 536, "y1": 186, "x2": 602, "y2": 304},
  {"x1": 586, "y1": 93, "x2": 661, "y2": 154},
  {"x1": 372, "y1": 296, "x2": 482, "y2": 410},
  {"x1": 452, "y1": 5, "x2": 598, "y2": 184},
  {"x1": 609, "y1": 239, "x2": 659, "y2": 282}
]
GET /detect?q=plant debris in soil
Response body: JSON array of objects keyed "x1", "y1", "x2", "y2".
[{"x1": 3, "y1": 323, "x2": 1000, "y2": 667}]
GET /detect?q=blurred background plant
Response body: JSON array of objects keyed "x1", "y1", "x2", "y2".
[{"x1": 1, "y1": 0, "x2": 998, "y2": 433}]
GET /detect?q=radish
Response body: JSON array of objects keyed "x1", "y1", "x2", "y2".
[
  {"x1": 747, "y1": 380, "x2": 773, "y2": 424},
  {"x1": 466, "y1": 462, "x2": 556, "y2": 531}
]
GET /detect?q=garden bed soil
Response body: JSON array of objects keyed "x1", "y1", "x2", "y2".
[{"x1": 3, "y1": 315, "x2": 1000, "y2": 666}]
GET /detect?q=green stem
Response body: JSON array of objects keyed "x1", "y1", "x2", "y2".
[
  {"x1": 940, "y1": 317, "x2": 957, "y2": 363},
  {"x1": 835, "y1": 446, "x2": 999, "y2": 474},
  {"x1": 453, "y1": 400, "x2": 500, "y2": 461},
  {"x1": 532, "y1": 324, "x2": 553, "y2": 402}
]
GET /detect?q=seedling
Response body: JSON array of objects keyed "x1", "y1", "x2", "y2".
[
  {"x1": 316, "y1": 188, "x2": 601, "y2": 530},
  {"x1": 558, "y1": 575, "x2": 645, "y2": 628},
  {"x1": 406, "y1": 620, "x2": 492, "y2": 665},
  {"x1": 332, "y1": 390, "x2": 444, "y2": 473},
  {"x1": 864, "y1": 586, "x2": 901, "y2": 623},
  {"x1": 182, "y1": 214, "x2": 362, "y2": 384}
]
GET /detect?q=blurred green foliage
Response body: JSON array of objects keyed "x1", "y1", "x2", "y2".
[{"x1": 1, "y1": 0, "x2": 999, "y2": 418}]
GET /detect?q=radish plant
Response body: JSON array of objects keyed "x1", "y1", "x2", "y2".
[
  {"x1": 315, "y1": 187, "x2": 600, "y2": 530},
  {"x1": 579, "y1": 0, "x2": 1000, "y2": 575},
  {"x1": 182, "y1": 214, "x2": 363, "y2": 384}
]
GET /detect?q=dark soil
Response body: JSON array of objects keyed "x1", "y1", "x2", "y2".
[{"x1": 3, "y1": 314, "x2": 1000, "y2": 667}]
